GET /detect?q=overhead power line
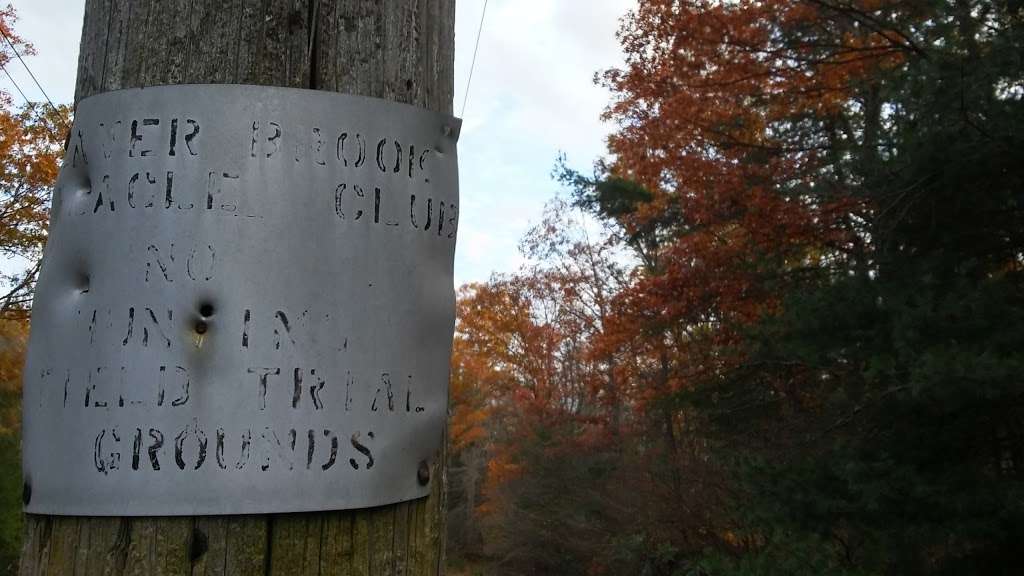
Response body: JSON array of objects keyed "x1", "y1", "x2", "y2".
[
  {"x1": 460, "y1": 0, "x2": 489, "y2": 118},
  {"x1": 1, "y1": 60, "x2": 65, "y2": 143},
  {"x1": 0, "y1": 27, "x2": 70, "y2": 132},
  {"x1": 0, "y1": 60, "x2": 31, "y2": 104}
]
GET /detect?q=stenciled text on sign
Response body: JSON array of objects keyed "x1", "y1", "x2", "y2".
[{"x1": 22, "y1": 85, "x2": 459, "y2": 516}]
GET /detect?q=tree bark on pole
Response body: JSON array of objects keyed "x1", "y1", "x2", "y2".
[{"x1": 19, "y1": 1, "x2": 454, "y2": 574}]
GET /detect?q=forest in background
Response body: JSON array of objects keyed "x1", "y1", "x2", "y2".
[
  {"x1": 1, "y1": 1, "x2": 1023, "y2": 575},
  {"x1": 445, "y1": 1, "x2": 1023, "y2": 574}
]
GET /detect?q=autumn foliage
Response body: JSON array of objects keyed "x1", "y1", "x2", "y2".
[
  {"x1": 0, "y1": 6, "x2": 69, "y2": 573},
  {"x1": 0, "y1": 2, "x2": 1021, "y2": 575},
  {"x1": 448, "y1": 1, "x2": 1024, "y2": 575},
  {"x1": 0, "y1": 7, "x2": 67, "y2": 317}
]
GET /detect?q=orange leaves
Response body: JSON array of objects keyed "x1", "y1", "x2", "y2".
[
  {"x1": 484, "y1": 452, "x2": 522, "y2": 489},
  {"x1": 501, "y1": 3, "x2": 915, "y2": 444},
  {"x1": 602, "y1": 0, "x2": 911, "y2": 196},
  {"x1": 0, "y1": 318, "x2": 27, "y2": 435},
  {"x1": 0, "y1": 8, "x2": 70, "y2": 317},
  {"x1": 449, "y1": 217, "x2": 635, "y2": 522},
  {"x1": 0, "y1": 102, "x2": 69, "y2": 316},
  {"x1": 0, "y1": 9, "x2": 65, "y2": 445},
  {"x1": 449, "y1": 337, "x2": 491, "y2": 454},
  {"x1": 454, "y1": 280, "x2": 577, "y2": 422},
  {"x1": 452, "y1": 4, "x2": 928, "y2": 560},
  {"x1": 584, "y1": 1, "x2": 904, "y2": 389}
]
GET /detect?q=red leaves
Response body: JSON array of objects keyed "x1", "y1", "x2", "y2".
[
  {"x1": 586, "y1": 0, "x2": 903, "y2": 395},
  {"x1": 450, "y1": 1, "x2": 919, "y2": 554}
]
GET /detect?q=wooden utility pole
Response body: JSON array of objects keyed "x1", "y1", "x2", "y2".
[{"x1": 19, "y1": 1, "x2": 454, "y2": 574}]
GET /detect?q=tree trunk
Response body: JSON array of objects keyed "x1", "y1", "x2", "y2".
[{"x1": 19, "y1": 1, "x2": 454, "y2": 574}]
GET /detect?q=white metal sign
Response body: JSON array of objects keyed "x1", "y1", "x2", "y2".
[{"x1": 22, "y1": 84, "x2": 460, "y2": 516}]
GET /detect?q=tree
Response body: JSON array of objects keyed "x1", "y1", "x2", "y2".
[
  {"x1": 0, "y1": 6, "x2": 68, "y2": 317},
  {"x1": 19, "y1": 1, "x2": 455, "y2": 574},
  {"x1": 591, "y1": 1, "x2": 1024, "y2": 574},
  {"x1": 0, "y1": 7, "x2": 68, "y2": 574},
  {"x1": 453, "y1": 275, "x2": 620, "y2": 575},
  {"x1": 0, "y1": 317, "x2": 28, "y2": 575},
  {"x1": 0, "y1": 103, "x2": 67, "y2": 317},
  {"x1": 447, "y1": 200, "x2": 739, "y2": 574},
  {"x1": 446, "y1": 325, "x2": 492, "y2": 558}
]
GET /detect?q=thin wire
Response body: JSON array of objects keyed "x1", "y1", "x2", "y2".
[
  {"x1": 1, "y1": 61, "x2": 31, "y2": 105},
  {"x1": 0, "y1": 27, "x2": 69, "y2": 131},
  {"x1": 460, "y1": 0, "x2": 489, "y2": 118},
  {"x1": 2, "y1": 61, "x2": 65, "y2": 144}
]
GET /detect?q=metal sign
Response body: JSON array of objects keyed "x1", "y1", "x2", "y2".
[{"x1": 22, "y1": 85, "x2": 460, "y2": 516}]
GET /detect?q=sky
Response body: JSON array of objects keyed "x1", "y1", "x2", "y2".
[{"x1": 2, "y1": 0, "x2": 634, "y2": 287}]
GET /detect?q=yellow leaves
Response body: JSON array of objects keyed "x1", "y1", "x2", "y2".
[{"x1": 0, "y1": 101, "x2": 70, "y2": 316}]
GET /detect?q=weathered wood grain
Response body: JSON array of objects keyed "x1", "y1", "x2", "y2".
[{"x1": 20, "y1": 1, "x2": 454, "y2": 574}]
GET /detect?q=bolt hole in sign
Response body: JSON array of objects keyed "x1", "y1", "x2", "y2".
[{"x1": 23, "y1": 85, "x2": 460, "y2": 515}]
